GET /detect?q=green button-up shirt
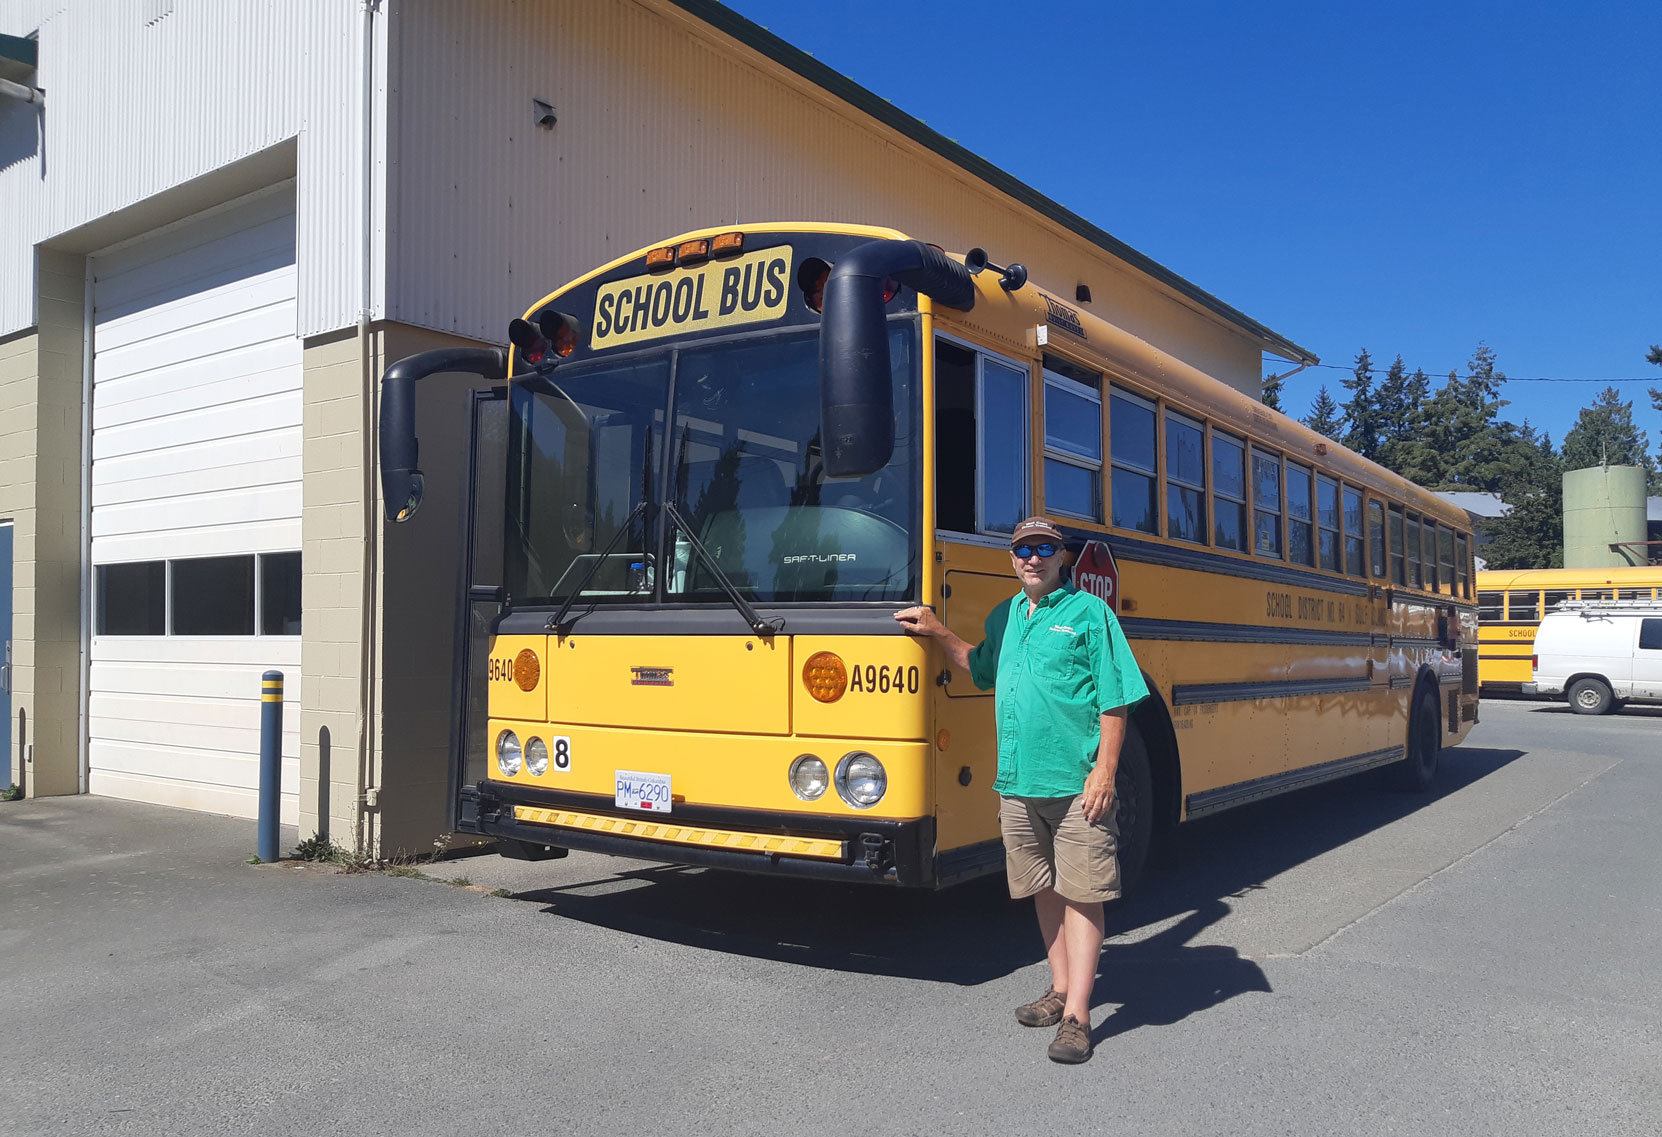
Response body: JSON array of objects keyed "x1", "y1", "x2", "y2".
[{"x1": 967, "y1": 581, "x2": 1149, "y2": 798}]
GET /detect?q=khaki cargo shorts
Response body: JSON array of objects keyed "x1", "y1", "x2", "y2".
[{"x1": 999, "y1": 793, "x2": 1121, "y2": 904}]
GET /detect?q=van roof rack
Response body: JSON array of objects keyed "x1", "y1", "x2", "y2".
[{"x1": 1552, "y1": 598, "x2": 1662, "y2": 616}]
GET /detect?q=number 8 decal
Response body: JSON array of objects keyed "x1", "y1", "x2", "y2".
[{"x1": 552, "y1": 736, "x2": 572, "y2": 771}]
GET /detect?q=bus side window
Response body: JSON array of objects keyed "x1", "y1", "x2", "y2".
[
  {"x1": 1511, "y1": 591, "x2": 1542, "y2": 622},
  {"x1": 1110, "y1": 387, "x2": 1157, "y2": 534},
  {"x1": 1287, "y1": 460, "x2": 1314, "y2": 566},
  {"x1": 1042, "y1": 356, "x2": 1103, "y2": 522},
  {"x1": 1405, "y1": 511, "x2": 1422, "y2": 589},
  {"x1": 1251, "y1": 447, "x2": 1283, "y2": 558},
  {"x1": 1368, "y1": 499, "x2": 1387, "y2": 578},
  {"x1": 933, "y1": 339, "x2": 978, "y2": 534},
  {"x1": 1343, "y1": 485, "x2": 1365, "y2": 576},
  {"x1": 1478, "y1": 591, "x2": 1503, "y2": 621},
  {"x1": 1164, "y1": 409, "x2": 1206, "y2": 543},
  {"x1": 1389, "y1": 505, "x2": 1407, "y2": 585},
  {"x1": 1212, "y1": 430, "x2": 1247, "y2": 550},
  {"x1": 1316, "y1": 474, "x2": 1340, "y2": 572},
  {"x1": 1543, "y1": 589, "x2": 1572, "y2": 614},
  {"x1": 1454, "y1": 533, "x2": 1469, "y2": 598},
  {"x1": 1438, "y1": 527, "x2": 1455, "y2": 597},
  {"x1": 1423, "y1": 519, "x2": 1439, "y2": 593}
]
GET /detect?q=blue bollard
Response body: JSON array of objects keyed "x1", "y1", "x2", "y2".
[{"x1": 257, "y1": 670, "x2": 284, "y2": 863}]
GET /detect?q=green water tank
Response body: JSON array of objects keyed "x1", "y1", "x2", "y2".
[{"x1": 1562, "y1": 465, "x2": 1647, "y2": 568}]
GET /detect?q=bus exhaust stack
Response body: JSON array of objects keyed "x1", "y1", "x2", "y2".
[
  {"x1": 378, "y1": 347, "x2": 507, "y2": 523},
  {"x1": 819, "y1": 239, "x2": 977, "y2": 478}
]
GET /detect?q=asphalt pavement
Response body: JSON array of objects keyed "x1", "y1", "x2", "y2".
[{"x1": 2, "y1": 699, "x2": 1658, "y2": 1136}]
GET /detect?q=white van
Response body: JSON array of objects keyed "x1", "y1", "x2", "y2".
[{"x1": 1525, "y1": 600, "x2": 1662, "y2": 714}]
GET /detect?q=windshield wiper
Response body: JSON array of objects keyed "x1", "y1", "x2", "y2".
[
  {"x1": 546, "y1": 499, "x2": 650, "y2": 634},
  {"x1": 662, "y1": 502, "x2": 785, "y2": 639}
]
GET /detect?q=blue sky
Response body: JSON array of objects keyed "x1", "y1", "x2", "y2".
[{"x1": 724, "y1": 0, "x2": 1662, "y2": 456}]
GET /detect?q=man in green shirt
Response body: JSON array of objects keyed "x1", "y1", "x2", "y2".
[{"x1": 894, "y1": 516, "x2": 1148, "y2": 1064}]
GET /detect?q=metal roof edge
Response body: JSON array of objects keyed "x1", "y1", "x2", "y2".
[{"x1": 665, "y1": 0, "x2": 1318, "y2": 367}]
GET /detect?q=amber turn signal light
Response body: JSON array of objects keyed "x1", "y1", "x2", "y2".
[
  {"x1": 645, "y1": 245, "x2": 676, "y2": 270},
  {"x1": 802, "y1": 651, "x2": 847, "y2": 703},
  {"x1": 514, "y1": 648, "x2": 541, "y2": 692},
  {"x1": 677, "y1": 238, "x2": 710, "y2": 265},
  {"x1": 710, "y1": 231, "x2": 744, "y2": 256}
]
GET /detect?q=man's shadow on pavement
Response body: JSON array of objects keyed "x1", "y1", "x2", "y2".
[{"x1": 1091, "y1": 898, "x2": 1270, "y2": 1042}]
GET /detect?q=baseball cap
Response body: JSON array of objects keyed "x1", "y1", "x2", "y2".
[{"x1": 1009, "y1": 516, "x2": 1066, "y2": 548}]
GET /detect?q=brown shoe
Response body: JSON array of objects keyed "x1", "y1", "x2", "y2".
[
  {"x1": 1047, "y1": 1015, "x2": 1093, "y2": 1064},
  {"x1": 1015, "y1": 987, "x2": 1066, "y2": 1027}
]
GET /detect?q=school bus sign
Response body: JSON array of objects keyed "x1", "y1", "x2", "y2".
[{"x1": 591, "y1": 246, "x2": 793, "y2": 349}]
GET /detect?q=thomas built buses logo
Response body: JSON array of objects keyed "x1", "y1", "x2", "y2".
[{"x1": 630, "y1": 666, "x2": 674, "y2": 687}]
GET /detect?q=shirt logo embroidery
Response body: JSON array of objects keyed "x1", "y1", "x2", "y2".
[{"x1": 1048, "y1": 624, "x2": 1076, "y2": 635}]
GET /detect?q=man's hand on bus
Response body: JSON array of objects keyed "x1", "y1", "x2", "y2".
[{"x1": 893, "y1": 606, "x2": 974, "y2": 671}]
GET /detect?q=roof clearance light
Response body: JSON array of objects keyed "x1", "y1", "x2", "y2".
[
  {"x1": 677, "y1": 238, "x2": 711, "y2": 265},
  {"x1": 508, "y1": 317, "x2": 550, "y2": 365},
  {"x1": 798, "y1": 258, "x2": 831, "y2": 313},
  {"x1": 645, "y1": 245, "x2": 676, "y2": 270},
  {"x1": 710, "y1": 231, "x2": 744, "y2": 256}
]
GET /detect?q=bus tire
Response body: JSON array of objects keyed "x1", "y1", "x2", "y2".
[
  {"x1": 1114, "y1": 723, "x2": 1155, "y2": 893},
  {"x1": 1394, "y1": 687, "x2": 1441, "y2": 792},
  {"x1": 1568, "y1": 677, "x2": 1614, "y2": 716}
]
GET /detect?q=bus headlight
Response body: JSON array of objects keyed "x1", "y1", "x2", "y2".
[
  {"x1": 789, "y1": 754, "x2": 829, "y2": 801},
  {"x1": 525, "y1": 737, "x2": 550, "y2": 777},
  {"x1": 496, "y1": 730, "x2": 522, "y2": 776},
  {"x1": 835, "y1": 751, "x2": 886, "y2": 809}
]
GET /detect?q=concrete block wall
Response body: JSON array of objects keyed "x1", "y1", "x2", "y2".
[
  {"x1": 0, "y1": 250, "x2": 86, "y2": 798},
  {"x1": 299, "y1": 322, "x2": 492, "y2": 857}
]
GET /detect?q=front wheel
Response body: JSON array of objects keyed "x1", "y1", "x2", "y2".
[
  {"x1": 1113, "y1": 724, "x2": 1155, "y2": 892},
  {"x1": 1568, "y1": 677, "x2": 1614, "y2": 715},
  {"x1": 1394, "y1": 688, "x2": 1441, "y2": 792}
]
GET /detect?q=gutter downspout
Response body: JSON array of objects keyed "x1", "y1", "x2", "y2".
[
  {"x1": 1261, "y1": 361, "x2": 1309, "y2": 396},
  {"x1": 0, "y1": 76, "x2": 43, "y2": 106},
  {"x1": 355, "y1": 0, "x2": 380, "y2": 858}
]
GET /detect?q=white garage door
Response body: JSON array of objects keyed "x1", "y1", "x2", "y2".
[{"x1": 88, "y1": 187, "x2": 303, "y2": 823}]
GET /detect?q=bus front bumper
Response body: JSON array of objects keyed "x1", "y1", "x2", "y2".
[{"x1": 459, "y1": 781, "x2": 939, "y2": 886}]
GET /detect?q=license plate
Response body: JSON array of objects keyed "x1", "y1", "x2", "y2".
[{"x1": 615, "y1": 770, "x2": 672, "y2": 814}]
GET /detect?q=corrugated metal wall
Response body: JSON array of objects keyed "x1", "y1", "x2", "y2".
[
  {"x1": 0, "y1": 0, "x2": 368, "y2": 337},
  {"x1": 385, "y1": 0, "x2": 1260, "y2": 388}
]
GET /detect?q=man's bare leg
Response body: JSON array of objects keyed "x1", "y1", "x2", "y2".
[
  {"x1": 1034, "y1": 887, "x2": 1070, "y2": 999},
  {"x1": 1060, "y1": 898, "x2": 1105, "y2": 1024}
]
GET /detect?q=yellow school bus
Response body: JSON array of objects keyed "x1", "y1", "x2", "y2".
[
  {"x1": 379, "y1": 222, "x2": 1478, "y2": 889},
  {"x1": 1476, "y1": 567, "x2": 1662, "y2": 694}
]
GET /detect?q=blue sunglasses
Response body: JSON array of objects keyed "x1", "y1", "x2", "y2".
[{"x1": 1011, "y1": 542, "x2": 1060, "y2": 559}]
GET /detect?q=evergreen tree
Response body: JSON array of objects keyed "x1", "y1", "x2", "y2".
[
  {"x1": 1561, "y1": 386, "x2": 1654, "y2": 476},
  {"x1": 1374, "y1": 354, "x2": 1412, "y2": 469},
  {"x1": 1261, "y1": 370, "x2": 1284, "y2": 410},
  {"x1": 1303, "y1": 386, "x2": 1342, "y2": 437},
  {"x1": 1339, "y1": 349, "x2": 1383, "y2": 460},
  {"x1": 1482, "y1": 425, "x2": 1563, "y2": 569}
]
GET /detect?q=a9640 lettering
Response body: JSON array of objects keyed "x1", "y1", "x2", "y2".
[{"x1": 849, "y1": 664, "x2": 920, "y2": 695}]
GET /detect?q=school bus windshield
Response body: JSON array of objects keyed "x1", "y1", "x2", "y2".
[{"x1": 504, "y1": 322, "x2": 919, "y2": 607}]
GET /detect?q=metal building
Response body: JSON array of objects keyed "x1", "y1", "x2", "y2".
[{"x1": 0, "y1": 0, "x2": 1314, "y2": 853}]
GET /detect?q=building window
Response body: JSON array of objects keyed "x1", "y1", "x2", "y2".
[
  {"x1": 1042, "y1": 359, "x2": 1102, "y2": 522},
  {"x1": 95, "y1": 553, "x2": 300, "y2": 636},
  {"x1": 1252, "y1": 448, "x2": 1282, "y2": 558},
  {"x1": 1165, "y1": 410, "x2": 1206, "y2": 544},
  {"x1": 96, "y1": 562, "x2": 167, "y2": 635},
  {"x1": 1110, "y1": 387, "x2": 1157, "y2": 534},
  {"x1": 1343, "y1": 485, "x2": 1365, "y2": 577},
  {"x1": 1212, "y1": 430, "x2": 1247, "y2": 551}
]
